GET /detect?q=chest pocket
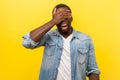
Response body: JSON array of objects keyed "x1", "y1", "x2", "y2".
[
  {"x1": 45, "y1": 41, "x2": 57, "y2": 56},
  {"x1": 78, "y1": 48, "x2": 88, "y2": 64}
]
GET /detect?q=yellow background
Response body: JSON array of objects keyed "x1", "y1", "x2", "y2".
[{"x1": 0, "y1": 0, "x2": 120, "y2": 80}]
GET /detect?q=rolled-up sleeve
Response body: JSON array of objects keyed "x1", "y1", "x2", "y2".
[
  {"x1": 22, "y1": 32, "x2": 40, "y2": 49},
  {"x1": 87, "y1": 39, "x2": 100, "y2": 76}
]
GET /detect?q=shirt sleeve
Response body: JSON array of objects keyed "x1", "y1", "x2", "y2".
[
  {"x1": 87, "y1": 38, "x2": 100, "y2": 76},
  {"x1": 22, "y1": 32, "x2": 48, "y2": 49}
]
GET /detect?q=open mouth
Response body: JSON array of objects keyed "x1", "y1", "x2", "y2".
[{"x1": 61, "y1": 22, "x2": 68, "y2": 30}]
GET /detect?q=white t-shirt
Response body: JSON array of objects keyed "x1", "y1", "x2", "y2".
[{"x1": 56, "y1": 33, "x2": 73, "y2": 80}]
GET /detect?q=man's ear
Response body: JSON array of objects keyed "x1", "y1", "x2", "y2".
[
  {"x1": 70, "y1": 13, "x2": 73, "y2": 22},
  {"x1": 71, "y1": 16, "x2": 73, "y2": 22}
]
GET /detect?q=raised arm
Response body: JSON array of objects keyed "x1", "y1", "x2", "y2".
[
  {"x1": 30, "y1": 8, "x2": 66, "y2": 42},
  {"x1": 22, "y1": 8, "x2": 70, "y2": 49}
]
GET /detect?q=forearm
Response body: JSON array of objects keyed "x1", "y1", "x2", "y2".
[
  {"x1": 30, "y1": 19, "x2": 56, "y2": 42},
  {"x1": 30, "y1": 8, "x2": 68, "y2": 42},
  {"x1": 89, "y1": 73, "x2": 100, "y2": 80}
]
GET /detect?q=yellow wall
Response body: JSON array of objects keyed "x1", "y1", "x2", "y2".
[{"x1": 1, "y1": 0, "x2": 120, "y2": 80}]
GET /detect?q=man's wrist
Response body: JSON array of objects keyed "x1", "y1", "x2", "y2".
[
  {"x1": 50, "y1": 19, "x2": 57, "y2": 25},
  {"x1": 89, "y1": 73, "x2": 100, "y2": 80}
]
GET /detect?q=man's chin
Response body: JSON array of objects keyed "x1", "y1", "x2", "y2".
[{"x1": 60, "y1": 27, "x2": 69, "y2": 34}]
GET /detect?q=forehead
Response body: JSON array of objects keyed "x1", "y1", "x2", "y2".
[{"x1": 56, "y1": 7, "x2": 70, "y2": 12}]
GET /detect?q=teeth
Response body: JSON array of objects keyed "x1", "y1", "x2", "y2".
[{"x1": 62, "y1": 24, "x2": 67, "y2": 26}]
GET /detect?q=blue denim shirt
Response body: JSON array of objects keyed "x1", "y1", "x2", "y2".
[{"x1": 22, "y1": 29, "x2": 100, "y2": 80}]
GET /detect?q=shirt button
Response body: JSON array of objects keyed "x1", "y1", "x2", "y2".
[
  {"x1": 56, "y1": 68, "x2": 57, "y2": 70},
  {"x1": 60, "y1": 47, "x2": 62, "y2": 50},
  {"x1": 58, "y1": 58, "x2": 60, "y2": 60}
]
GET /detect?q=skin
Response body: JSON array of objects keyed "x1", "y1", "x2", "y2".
[
  {"x1": 29, "y1": 7, "x2": 99, "y2": 80},
  {"x1": 55, "y1": 7, "x2": 72, "y2": 38},
  {"x1": 30, "y1": 7, "x2": 72, "y2": 42},
  {"x1": 89, "y1": 73, "x2": 100, "y2": 80}
]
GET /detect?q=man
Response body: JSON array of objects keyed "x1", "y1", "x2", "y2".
[{"x1": 22, "y1": 4, "x2": 100, "y2": 80}]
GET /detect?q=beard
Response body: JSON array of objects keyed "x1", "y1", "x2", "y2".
[
  {"x1": 57, "y1": 19, "x2": 72, "y2": 36},
  {"x1": 57, "y1": 24, "x2": 72, "y2": 35}
]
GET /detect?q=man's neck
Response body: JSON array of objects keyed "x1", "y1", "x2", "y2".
[{"x1": 60, "y1": 27, "x2": 73, "y2": 38}]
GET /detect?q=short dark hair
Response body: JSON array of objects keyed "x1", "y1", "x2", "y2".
[{"x1": 54, "y1": 4, "x2": 72, "y2": 13}]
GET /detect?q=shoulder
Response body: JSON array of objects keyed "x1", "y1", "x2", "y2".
[
  {"x1": 74, "y1": 30, "x2": 92, "y2": 41},
  {"x1": 45, "y1": 29, "x2": 59, "y2": 37}
]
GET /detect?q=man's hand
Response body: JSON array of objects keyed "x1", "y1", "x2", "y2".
[
  {"x1": 29, "y1": 7, "x2": 72, "y2": 42},
  {"x1": 89, "y1": 73, "x2": 100, "y2": 80},
  {"x1": 52, "y1": 8, "x2": 71, "y2": 25}
]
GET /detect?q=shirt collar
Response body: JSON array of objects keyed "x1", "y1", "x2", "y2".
[{"x1": 53, "y1": 28, "x2": 79, "y2": 39}]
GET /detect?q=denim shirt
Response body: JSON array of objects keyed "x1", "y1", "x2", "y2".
[{"x1": 22, "y1": 29, "x2": 100, "y2": 80}]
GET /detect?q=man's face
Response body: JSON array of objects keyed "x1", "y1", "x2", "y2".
[{"x1": 55, "y1": 7, "x2": 72, "y2": 34}]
